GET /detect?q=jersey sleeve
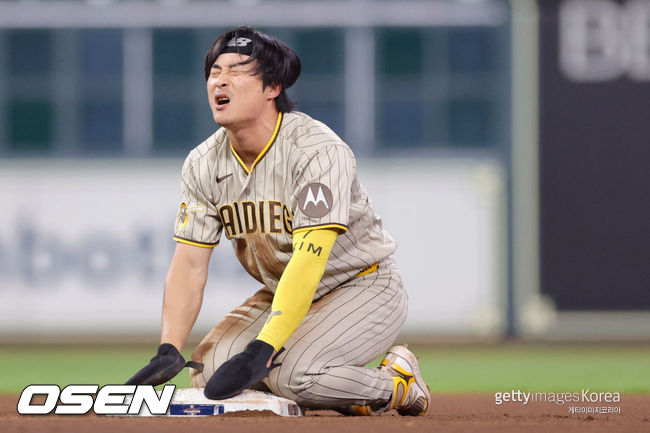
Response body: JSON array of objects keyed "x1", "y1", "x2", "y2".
[
  {"x1": 173, "y1": 156, "x2": 222, "y2": 248},
  {"x1": 292, "y1": 144, "x2": 354, "y2": 234}
]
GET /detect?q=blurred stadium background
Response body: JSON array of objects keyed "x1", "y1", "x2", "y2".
[{"x1": 0, "y1": 0, "x2": 648, "y2": 393}]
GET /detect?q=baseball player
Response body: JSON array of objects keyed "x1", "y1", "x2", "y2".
[{"x1": 126, "y1": 26, "x2": 430, "y2": 416}]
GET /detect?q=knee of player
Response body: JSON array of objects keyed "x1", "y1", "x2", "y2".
[
  {"x1": 190, "y1": 364, "x2": 207, "y2": 388},
  {"x1": 272, "y1": 370, "x2": 317, "y2": 400}
]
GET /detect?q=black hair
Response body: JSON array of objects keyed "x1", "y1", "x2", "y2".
[{"x1": 204, "y1": 26, "x2": 301, "y2": 112}]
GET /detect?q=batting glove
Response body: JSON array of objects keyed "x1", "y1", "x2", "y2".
[
  {"x1": 204, "y1": 339, "x2": 283, "y2": 400},
  {"x1": 125, "y1": 343, "x2": 203, "y2": 386}
]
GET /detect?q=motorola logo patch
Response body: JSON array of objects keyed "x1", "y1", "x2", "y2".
[{"x1": 298, "y1": 183, "x2": 333, "y2": 218}]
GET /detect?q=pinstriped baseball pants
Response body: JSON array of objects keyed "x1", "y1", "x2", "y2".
[{"x1": 190, "y1": 257, "x2": 408, "y2": 409}]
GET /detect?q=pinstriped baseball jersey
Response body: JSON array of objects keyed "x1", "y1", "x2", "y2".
[{"x1": 173, "y1": 111, "x2": 396, "y2": 298}]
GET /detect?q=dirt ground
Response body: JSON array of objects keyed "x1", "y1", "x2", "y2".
[{"x1": 2, "y1": 394, "x2": 648, "y2": 433}]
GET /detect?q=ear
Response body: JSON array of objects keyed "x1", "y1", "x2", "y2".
[{"x1": 265, "y1": 83, "x2": 281, "y2": 100}]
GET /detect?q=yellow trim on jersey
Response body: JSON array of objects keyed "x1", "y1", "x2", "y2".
[
  {"x1": 229, "y1": 143, "x2": 249, "y2": 174},
  {"x1": 257, "y1": 228, "x2": 338, "y2": 351},
  {"x1": 356, "y1": 262, "x2": 378, "y2": 277},
  {"x1": 230, "y1": 112, "x2": 283, "y2": 175},
  {"x1": 173, "y1": 236, "x2": 218, "y2": 249},
  {"x1": 293, "y1": 223, "x2": 348, "y2": 234}
]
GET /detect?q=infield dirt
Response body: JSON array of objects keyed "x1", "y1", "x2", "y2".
[{"x1": 2, "y1": 394, "x2": 648, "y2": 433}]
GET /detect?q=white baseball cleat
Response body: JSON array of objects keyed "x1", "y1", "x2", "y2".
[
  {"x1": 380, "y1": 345, "x2": 430, "y2": 416},
  {"x1": 346, "y1": 345, "x2": 430, "y2": 416}
]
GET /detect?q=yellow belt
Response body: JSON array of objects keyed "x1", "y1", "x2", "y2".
[{"x1": 356, "y1": 262, "x2": 378, "y2": 278}]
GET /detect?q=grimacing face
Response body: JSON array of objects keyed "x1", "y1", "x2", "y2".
[{"x1": 207, "y1": 52, "x2": 280, "y2": 129}]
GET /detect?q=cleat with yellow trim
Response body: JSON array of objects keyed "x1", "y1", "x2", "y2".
[
  {"x1": 342, "y1": 345, "x2": 430, "y2": 416},
  {"x1": 347, "y1": 404, "x2": 375, "y2": 416},
  {"x1": 381, "y1": 345, "x2": 430, "y2": 416}
]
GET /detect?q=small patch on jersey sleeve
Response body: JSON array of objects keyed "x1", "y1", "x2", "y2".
[
  {"x1": 175, "y1": 202, "x2": 207, "y2": 233},
  {"x1": 297, "y1": 183, "x2": 333, "y2": 218},
  {"x1": 176, "y1": 202, "x2": 189, "y2": 232}
]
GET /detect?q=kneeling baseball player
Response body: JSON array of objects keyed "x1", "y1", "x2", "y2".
[{"x1": 126, "y1": 26, "x2": 430, "y2": 416}]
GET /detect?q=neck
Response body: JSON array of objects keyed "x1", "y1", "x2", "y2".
[{"x1": 228, "y1": 110, "x2": 280, "y2": 169}]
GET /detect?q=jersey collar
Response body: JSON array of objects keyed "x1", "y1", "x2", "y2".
[{"x1": 230, "y1": 112, "x2": 283, "y2": 175}]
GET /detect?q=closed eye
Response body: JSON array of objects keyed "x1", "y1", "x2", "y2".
[{"x1": 211, "y1": 60, "x2": 256, "y2": 76}]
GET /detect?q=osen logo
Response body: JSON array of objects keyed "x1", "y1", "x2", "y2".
[
  {"x1": 298, "y1": 183, "x2": 333, "y2": 218},
  {"x1": 17, "y1": 384, "x2": 175, "y2": 415}
]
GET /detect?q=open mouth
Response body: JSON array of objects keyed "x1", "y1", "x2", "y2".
[{"x1": 215, "y1": 94, "x2": 230, "y2": 107}]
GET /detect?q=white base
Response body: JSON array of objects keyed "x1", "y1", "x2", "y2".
[{"x1": 128, "y1": 388, "x2": 302, "y2": 417}]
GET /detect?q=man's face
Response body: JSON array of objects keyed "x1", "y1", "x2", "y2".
[{"x1": 206, "y1": 53, "x2": 278, "y2": 128}]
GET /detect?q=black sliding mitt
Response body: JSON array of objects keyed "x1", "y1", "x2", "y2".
[
  {"x1": 125, "y1": 343, "x2": 203, "y2": 386},
  {"x1": 204, "y1": 339, "x2": 283, "y2": 400}
]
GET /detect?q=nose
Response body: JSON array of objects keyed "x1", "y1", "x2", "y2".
[{"x1": 214, "y1": 72, "x2": 228, "y2": 88}]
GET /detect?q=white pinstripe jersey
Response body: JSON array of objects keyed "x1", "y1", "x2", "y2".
[{"x1": 173, "y1": 111, "x2": 396, "y2": 298}]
